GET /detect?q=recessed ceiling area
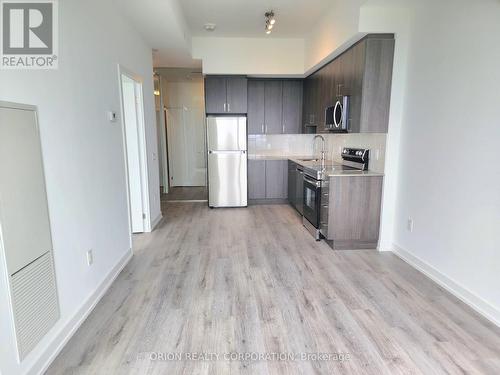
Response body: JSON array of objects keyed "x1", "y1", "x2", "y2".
[
  {"x1": 181, "y1": 0, "x2": 333, "y2": 37},
  {"x1": 155, "y1": 68, "x2": 204, "y2": 82}
]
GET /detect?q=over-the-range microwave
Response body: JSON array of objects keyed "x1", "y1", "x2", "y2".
[{"x1": 325, "y1": 95, "x2": 349, "y2": 132}]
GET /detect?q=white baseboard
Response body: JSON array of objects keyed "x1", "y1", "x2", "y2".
[
  {"x1": 150, "y1": 213, "x2": 163, "y2": 231},
  {"x1": 392, "y1": 243, "x2": 500, "y2": 328},
  {"x1": 32, "y1": 249, "x2": 133, "y2": 375},
  {"x1": 377, "y1": 240, "x2": 393, "y2": 252}
]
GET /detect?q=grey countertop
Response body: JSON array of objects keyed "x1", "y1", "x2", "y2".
[
  {"x1": 288, "y1": 157, "x2": 384, "y2": 178},
  {"x1": 248, "y1": 154, "x2": 313, "y2": 161},
  {"x1": 248, "y1": 154, "x2": 384, "y2": 177}
]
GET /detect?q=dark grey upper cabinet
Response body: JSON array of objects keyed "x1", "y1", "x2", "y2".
[
  {"x1": 357, "y1": 38, "x2": 395, "y2": 133},
  {"x1": 204, "y1": 76, "x2": 247, "y2": 114},
  {"x1": 309, "y1": 73, "x2": 319, "y2": 127},
  {"x1": 205, "y1": 76, "x2": 227, "y2": 114},
  {"x1": 264, "y1": 81, "x2": 283, "y2": 134},
  {"x1": 248, "y1": 79, "x2": 303, "y2": 135},
  {"x1": 282, "y1": 81, "x2": 303, "y2": 134},
  {"x1": 248, "y1": 81, "x2": 265, "y2": 134},
  {"x1": 302, "y1": 79, "x2": 311, "y2": 129},
  {"x1": 302, "y1": 34, "x2": 395, "y2": 134},
  {"x1": 226, "y1": 77, "x2": 248, "y2": 113},
  {"x1": 248, "y1": 160, "x2": 266, "y2": 199},
  {"x1": 265, "y1": 160, "x2": 287, "y2": 199}
]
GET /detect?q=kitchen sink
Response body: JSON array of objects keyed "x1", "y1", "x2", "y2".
[{"x1": 297, "y1": 158, "x2": 320, "y2": 162}]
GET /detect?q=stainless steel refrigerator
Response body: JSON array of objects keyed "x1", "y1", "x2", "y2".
[{"x1": 206, "y1": 116, "x2": 247, "y2": 207}]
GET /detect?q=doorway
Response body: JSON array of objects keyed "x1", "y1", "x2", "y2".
[
  {"x1": 156, "y1": 68, "x2": 208, "y2": 202},
  {"x1": 119, "y1": 68, "x2": 150, "y2": 233}
]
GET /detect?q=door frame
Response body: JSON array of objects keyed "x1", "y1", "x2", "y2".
[
  {"x1": 117, "y1": 65, "x2": 151, "y2": 237},
  {"x1": 155, "y1": 73, "x2": 169, "y2": 194}
]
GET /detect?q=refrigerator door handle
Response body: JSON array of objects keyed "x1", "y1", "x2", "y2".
[{"x1": 209, "y1": 150, "x2": 245, "y2": 154}]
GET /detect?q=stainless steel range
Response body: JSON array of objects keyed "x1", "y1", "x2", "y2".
[
  {"x1": 302, "y1": 147, "x2": 370, "y2": 240},
  {"x1": 302, "y1": 163, "x2": 359, "y2": 181}
]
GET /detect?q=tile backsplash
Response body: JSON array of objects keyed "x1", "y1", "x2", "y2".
[
  {"x1": 248, "y1": 134, "x2": 316, "y2": 157},
  {"x1": 248, "y1": 133, "x2": 387, "y2": 173}
]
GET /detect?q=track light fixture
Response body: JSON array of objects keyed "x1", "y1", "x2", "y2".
[{"x1": 265, "y1": 11, "x2": 275, "y2": 34}]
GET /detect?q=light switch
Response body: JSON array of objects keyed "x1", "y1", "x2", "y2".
[{"x1": 107, "y1": 111, "x2": 117, "y2": 122}]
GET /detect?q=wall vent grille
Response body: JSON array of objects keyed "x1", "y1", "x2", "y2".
[{"x1": 10, "y1": 251, "x2": 59, "y2": 360}]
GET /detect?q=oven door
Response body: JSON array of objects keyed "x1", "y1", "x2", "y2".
[{"x1": 303, "y1": 175, "x2": 321, "y2": 228}]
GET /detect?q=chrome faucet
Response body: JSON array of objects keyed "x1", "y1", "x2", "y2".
[{"x1": 313, "y1": 135, "x2": 326, "y2": 168}]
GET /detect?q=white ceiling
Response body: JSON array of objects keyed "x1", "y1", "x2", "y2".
[
  {"x1": 116, "y1": 0, "x2": 333, "y2": 68},
  {"x1": 116, "y1": 0, "x2": 201, "y2": 68},
  {"x1": 181, "y1": 0, "x2": 333, "y2": 38}
]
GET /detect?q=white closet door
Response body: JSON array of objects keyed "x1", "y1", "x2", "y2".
[
  {"x1": 166, "y1": 107, "x2": 207, "y2": 187},
  {"x1": 0, "y1": 105, "x2": 53, "y2": 274},
  {"x1": 0, "y1": 102, "x2": 59, "y2": 360}
]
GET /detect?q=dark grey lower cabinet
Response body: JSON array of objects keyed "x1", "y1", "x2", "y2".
[
  {"x1": 248, "y1": 160, "x2": 287, "y2": 202},
  {"x1": 295, "y1": 169, "x2": 304, "y2": 214},
  {"x1": 322, "y1": 176, "x2": 383, "y2": 249},
  {"x1": 248, "y1": 160, "x2": 266, "y2": 199},
  {"x1": 265, "y1": 160, "x2": 287, "y2": 199},
  {"x1": 288, "y1": 161, "x2": 296, "y2": 206},
  {"x1": 288, "y1": 161, "x2": 303, "y2": 214}
]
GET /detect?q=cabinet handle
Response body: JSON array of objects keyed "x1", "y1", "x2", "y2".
[
  {"x1": 261, "y1": 124, "x2": 264, "y2": 133},
  {"x1": 282, "y1": 123, "x2": 285, "y2": 134},
  {"x1": 265, "y1": 124, "x2": 268, "y2": 133},
  {"x1": 223, "y1": 103, "x2": 227, "y2": 112},
  {"x1": 227, "y1": 103, "x2": 230, "y2": 112}
]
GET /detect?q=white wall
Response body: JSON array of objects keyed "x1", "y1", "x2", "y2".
[
  {"x1": 0, "y1": 0, "x2": 160, "y2": 373},
  {"x1": 386, "y1": 0, "x2": 500, "y2": 324},
  {"x1": 304, "y1": 0, "x2": 367, "y2": 71},
  {"x1": 192, "y1": 37, "x2": 304, "y2": 76}
]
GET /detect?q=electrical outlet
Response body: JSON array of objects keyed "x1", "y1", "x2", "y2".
[
  {"x1": 86, "y1": 249, "x2": 94, "y2": 266},
  {"x1": 407, "y1": 217, "x2": 414, "y2": 232}
]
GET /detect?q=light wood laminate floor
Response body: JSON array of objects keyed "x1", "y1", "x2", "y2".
[
  {"x1": 162, "y1": 186, "x2": 207, "y2": 202},
  {"x1": 47, "y1": 203, "x2": 500, "y2": 374}
]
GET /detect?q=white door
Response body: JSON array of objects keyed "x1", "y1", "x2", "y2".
[
  {"x1": 120, "y1": 73, "x2": 148, "y2": 233},
  {"x1": 166, "y1": 107, "x2": 207, "y2": 187}
]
